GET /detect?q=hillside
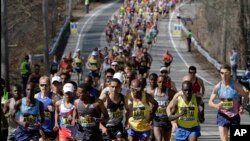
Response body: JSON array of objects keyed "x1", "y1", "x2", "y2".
[{"x1": 188, "y1": 0, "x2": 250, "y2": 68}]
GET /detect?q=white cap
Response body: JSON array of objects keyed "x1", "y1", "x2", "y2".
[
  {"x1": 63, "y1": 83, "x2": 74, "y2": 93},
  {"x1": 51, "y1": 76, "x2": 62, "y2": 84},
  {"x1": 160, "y1": 66, "x2": 168, "y2": 72},
  {"x1": 91, "y1": 51, "x2": 98, "y2": 56},
  {"x1": 111, "y1": 62, "x2": 118, "y2": 65},
  {"x1": 132, "y1": 53, "x2": 136, "y2": 57},
  {"x1": 119, "y1": 49, "x2": 123, "y2": 53},
  {"x1": 113, "y1": 72, "x2": 125, "y2": 83},
  {"x1": 76, "y1": 48, "x2": 81, "y2": 52}
]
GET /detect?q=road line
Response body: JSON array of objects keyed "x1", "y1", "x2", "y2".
[
  {"x1": 168, "y1": 2, "x2": 214, "y2": 86},
  {"x1": 75, "y1": 1, "x2": 118, "y2": 54}
]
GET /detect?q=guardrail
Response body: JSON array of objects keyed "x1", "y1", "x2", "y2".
[
  {"x1": 180, "y1": 22, "x2": 245, "y2": 77},
  {"x1": 49, "y1": 17, "x2": 70, "y2": 56}
]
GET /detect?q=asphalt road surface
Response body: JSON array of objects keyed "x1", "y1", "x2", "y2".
[{"x1": 64, "y1": 1, "x2": 250, "y2": 140}]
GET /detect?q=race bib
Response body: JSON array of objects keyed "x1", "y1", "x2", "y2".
[
  {"x1": 24, "y1": 115, "x2": 37, "y2": 124},
  {"x1": 156, "y1": 107, "x2": 167, "y2": 116},
  {"x1": 44, "y1": 111, "x2": 51, "y2": 119},
  {"x1": 80, "y1": 116, "x2": 95, "y2": 127},
  {"x1": 222, "y1": 101, "x2": 233, "y2": 109},
  {"x1": 133, "y1": 107, "x2": 145, "y2": 120},
  {"x1": 62, "y1": 117, "x2": 70, "y2": 125},
  {"x1": 180, "y1": 107, "x2": 195, "y2": 121}
]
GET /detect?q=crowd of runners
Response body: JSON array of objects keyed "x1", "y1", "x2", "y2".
[{"x1": 1, "y1": 0, "x2": 250, "y2": 141}]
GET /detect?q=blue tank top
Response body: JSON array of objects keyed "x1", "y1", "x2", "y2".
[
  {"x1": 37, "y1": 92, "x2": 54, "y2": 132},
  {"x1": 218, "y1": 80, "x2": 241, "y2": 117},
  {"x1": 20, "y1": 97, "x2": 40, "y2": 130}
]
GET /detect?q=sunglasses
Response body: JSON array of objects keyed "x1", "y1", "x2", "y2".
[
  {"x1": 220, "y1": 71, "x2": 230, "y2": 75},
  {"x1": 130, "y1": 87, "x2": 142, "y2": 92},
  {"x1": 40, "y1": 84, "x2": 48, "y2": 87},
  {"x1": 161, "y1": 71, "x2": 168, "y2": 73},
  {"x1": 106, "y1": 75, "x2": 113, "y2": 77},
  {"x1": 189, "y1": 71, "x2": 196, "y2": 74}
]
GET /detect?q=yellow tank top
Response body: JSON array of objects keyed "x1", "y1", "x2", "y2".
[
  {"x1": 177, "y1": 95, "x2": 199, "y2": 128},
  {"x1": 129, "y1": 93, "x2": 151, "y2": 132},
  {"x1": 88, "y1": 58, "x2": 97, "y2": 70},
  {"x1": 74, "y1": 57, "x2": 83, "y2": 67}
]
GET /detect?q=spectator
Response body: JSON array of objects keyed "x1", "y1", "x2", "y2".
[
  {"x1": 187, "y1": 29, "x2": 193, "y2": 52},
  {"x1": 20, "y1": 54, "x2": 31, "y2": 93}
]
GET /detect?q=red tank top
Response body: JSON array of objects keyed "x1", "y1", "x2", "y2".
[{"x1": 192, "y1": 78, "x2": 201, "y2": 93}]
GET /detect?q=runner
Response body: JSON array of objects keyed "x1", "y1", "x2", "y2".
[
  {"x1": 167, "y1": 81, "x2": 204, "y2": 141},
  {"x1": 126, "y1": 79, "x2": 158, "y2": 141},
  {"x1": 28, "y1": 64, "x2": 42, "y2": 93},
  {"x1": 54, "y1": 83, "x2": 76, "y2": 141},
  {"x1": 3, "y1": 84, "x2": 22, "y2": 141},
  {"x1": 14, "y1": 83, "x2": 45, "y2": 141},
  {"x1": 72, "y1": 49, "x2": 84, "y2": 85},
  {"x1": 162, "y1": 49, "x2": 173, "y2": 68},
  {"x1": 208, "y1": 64, "x2": 248, "y2": 141},
  {"x1": 35, "y1": 76, "x2": 57, "y2": 140},
  {"x1": 153, "y1": 75, "x2": 173, "y2": 141},
  {"x1": 182, "y1": 66, "x2": 205, "y2": 123},
  {"x1": 74, "y1": 83, "x2": 109, "y2": 141},
  {"x1": 99, "y1": 78, "x2": 129, "y2": 141},
  {"x1": 50, "y1": 54, "x2": 59, "y2": 78}
]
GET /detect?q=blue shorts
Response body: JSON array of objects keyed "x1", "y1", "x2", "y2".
[
  {"x1": 216, "y1": 112, "x2": 240, "y2": 128},
  {"x1": 74, "y1": 67, "x2": 83, "y2": 74},
  {"x1": 15, "y1": 126, "x2": 41, "y2": 141},
  {"x1": 127, "y1": 128, "x2": 150, "y2": 140},
  {"x1": 175, "y1": 126, "x2": 201, "y2": 141}
]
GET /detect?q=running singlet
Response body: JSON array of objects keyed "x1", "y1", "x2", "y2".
[
  {"x1": 192, "y1": 78, "x2": 201, "y2": 94},
  {"x1": 37, "y1": 92, "x2": 54, "y2": 132},
  {"x1": 129, "y1": 93, "x2": 151, "y2": 132},
  {"x1": 59, "y1": 100, "x2": 74, "y2": 128},
  {"x1": 18, "y1": 97, "x2": 40, "y2": 130},
  {"x1": 154, "y1": 88, "x2": 169, "y2": 119},
  {"x1": 74, "y1": 57, "x2": 83, "y2": 68},
  {"x1": 88, "y1": 58, "x2": 98, "y2": 71},
  {"x1": 77, "y1": 100, "x2": 100, "y2": 129},
  {"x1": 217, "y1": 80, "x2": 241, "y2": 118},
  {"x1": 177, "y1": 95, "x2": 199, "y2": 128},
  {"x1": 106, "y1": 93, "x2": 124, "y2": 127}
]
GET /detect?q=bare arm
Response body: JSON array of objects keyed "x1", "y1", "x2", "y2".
[
  {"x1": 208, "y1": 84, "x2": 223, "y2": 110},
  {"x1": 54, "y1": 101, "x2": 60, "y2": 128},
  {"x1": 198, "y1": 78, "x2": 205, "y2": 97},
  {"x1": 97, "y1": 100, "x2": 109, "y2": 123},
  {"x1": 167, "y1": 95, "x2": 185, "y2": 121},
  {"x1": 72, "y1": 99, "x2": 79, "y2": 125},
  {"x1": 146, "y1": 93, "x2": 158, "y2": 122},
  {"x1": 99, "y1": 88, "x2": 108, "y2": 102}
]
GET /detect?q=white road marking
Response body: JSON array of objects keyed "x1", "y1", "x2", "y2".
[
  {"x1": 75, "y1": 1, "x2": 118, "y2": 54},
  {"x1": 168, "y1": 2, "x2": 214, "y2": 86}
]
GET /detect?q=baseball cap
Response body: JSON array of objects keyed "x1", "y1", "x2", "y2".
[
  {"x1": 51, "y1": 76, "x2": 62, "y2": 84},
  {"x1": 160, "y1": 66, "x2": 168, "y2": 72},
  {"x1": 111, "y1": 62, "x2": 118, "y2": 66},
  {"x1": 63, "y1": 83, "x2": 74, "y2": 93},
  {"x1": 92, "y1": 51, "x2": 98, "y2": 56},
  {"x1": 113, "y1": 72, "x2": 125, "y2": 84}
]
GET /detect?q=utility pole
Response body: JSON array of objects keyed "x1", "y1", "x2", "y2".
[
  {"x1": 68, "y1": 0, "x2": 72, "y2": 19},
  {"x1": 1, "y1": 0, "x2": 10, "y2": 89},
  {"x1": 43, "y1": 0, "x2": 49, "y2": 75},
  {"x1": 221, "y1": 0, "x2": 228, "y2": 63}
]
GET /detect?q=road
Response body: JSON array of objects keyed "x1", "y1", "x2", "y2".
[{"x1": 64, "y1": 1, "x2": 250, "y2": 140}]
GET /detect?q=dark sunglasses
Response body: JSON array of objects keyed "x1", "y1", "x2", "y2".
[
  {"x1": 40, "y1": 84, "x2": 48, "y2": 87},
  {"x1": 161, "y1": 71, "x2": 168, "y2": 73}
]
